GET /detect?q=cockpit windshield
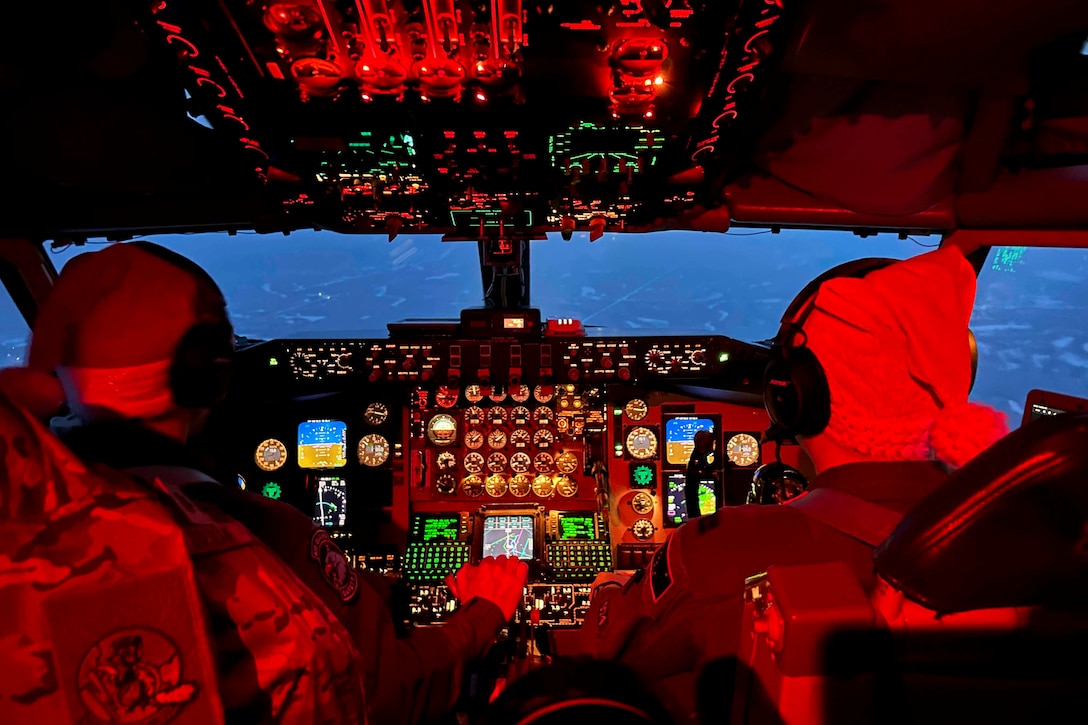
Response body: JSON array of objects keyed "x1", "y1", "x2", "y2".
[{"x1": 2, "y1": 231, "x2": 1085, "y2": 428}]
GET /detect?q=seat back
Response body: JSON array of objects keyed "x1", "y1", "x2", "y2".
[{"x1": 729, "y1": 412, "x2": 1088, "y2": 724}]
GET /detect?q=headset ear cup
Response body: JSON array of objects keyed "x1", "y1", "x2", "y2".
[
  {"x1": 787, "y1": 345, "x2": 831, "y2": 436},
  {"x1": 170, "y1": 323, "x2": 234, "y2": 409},
  {"x1": 764, "y1": 345, "x2": 831, "y2": 438}
]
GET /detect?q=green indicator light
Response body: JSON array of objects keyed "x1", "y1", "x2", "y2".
[
  {"x1": 269, "y1": 357, "x2": 279, "y2": 366},
  {"x1": 718, "y1": 352, "x2": 729, "y2": 363},
  {"x1": 614, "y1": 443, "x2": 623, "y2": 451},
  {"x1": 613, "y1": 408, "x2": 623, "y2": 416},
  {"x1": 261, "y1": 482, "x2": 282, "y2": 500}
]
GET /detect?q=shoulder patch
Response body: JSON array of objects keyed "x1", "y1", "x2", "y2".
[
  {"x1": 650, "y1": 539, "x2": 674, "y2": 603},
  {"x1": 77, "y1": 627, "x2": 197, "y2": 724},
  {"x1": 310, "y1": 529, "x2": 359, "y2": 603}
]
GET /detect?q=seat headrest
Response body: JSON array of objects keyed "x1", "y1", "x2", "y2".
[{"x1": 875, "y1": 412, "x2": 1088, "y2": 613}]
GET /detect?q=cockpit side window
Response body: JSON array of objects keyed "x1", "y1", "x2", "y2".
[
  {"x1": 971, "y1": 246, "x2": 1088, "y2": 426},
  {"x1": 0, "y1": 261, "x2": 30, "y2": 368}
]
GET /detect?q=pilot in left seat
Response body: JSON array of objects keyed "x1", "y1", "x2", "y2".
[{"x1": 1, "y1": 241, "x2": 527, "y2": 725}]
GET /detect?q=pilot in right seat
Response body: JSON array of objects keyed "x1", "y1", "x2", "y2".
[
  {"x1": 3, "y1": 241, "x2": 528, "y2": 725},
  {"x1": 580, "y1": 243, "x2": 1009, "y2": 723}
]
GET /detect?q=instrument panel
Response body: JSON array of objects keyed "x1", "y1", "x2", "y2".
[{"x1": 228, "y1": 331, "x2": 774, "y2": 627}]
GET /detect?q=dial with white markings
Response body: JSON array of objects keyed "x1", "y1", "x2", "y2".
[
  {"x1": 363, "y1": 402, "x2": 388, "y2": 426},
  {"x1": 255, "y1": 439, "x2": 287, "y2": 471},
  {"x1": 357, "y1": 434, "x2": 390, "y2": 466},
  {"x1": 463, "y1": 452, "x2": 485, "y2": 473}
]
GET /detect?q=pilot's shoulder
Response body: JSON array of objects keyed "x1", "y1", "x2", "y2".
[{"x1": 675, "y1": 505, "x2": 802, "y2": 575}]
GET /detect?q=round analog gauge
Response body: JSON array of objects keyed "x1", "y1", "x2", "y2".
[
  {"x1": 631, "y1": 491, "x2": 655, "y2": 515},
  {"x1": 626, "y1": 427, "x2": 658, "y2": 459},
  {"x1": 509, "y1": 473, "x2": 533, "y2": 497},
  {"x1": 533, "y1": 452, "x2": 554, "y2": 473},
  {"x1": 631, "y1": 518, "x2": 656, "y2": 540},
  {"x1": 532, "y1": 473, "x2": 555, "y2": 497},
  {"x1": 726, "y1": 433, "x2": 760, "y2": 467},
  {"x1": 255, "y1": 439, "x2": 287, "y2": 471},
  {"x1": 509, "y1": 451, "x2": 531, "y2": 473},
  {"x1": 462, "y1": 474, "x2": 484, "y2": 497},
  {"x1": 510, "y1": 384, "x2": 531, "y2": 403},
  {"x1": 487, "y1": 429, "x2": 507, "y2": 449},
  {"x1": 534, "y1": 385, "x2": 555, "y2": 403},
  {"x1": 555, "y1": 451, "x2": 579, "y2": 474},
  {"x1": 435, "y1": 386, "x2": 459, "y2": 408},
  {"x1": 436, "y1": 451, "x2": 457, "y2": 470},
  {"x1": 463, "y1": 451, "x2": 485, "y2": 473},
  {"x1": 363, "y1": 402, "x2": 389, "y2": 426},
  {"x1": 485, "y1": 473, "x2": 508, "y2": 497},
  {"x1": 463, "y1": 406, "x2": 485, "y2": 426},
  {"x1": 624, "y1": 399, "x2": 649, "y2": 421},
  {"x1": 464, "y1": 430, "x2": 485, "y2": 449},
  {"x1": 535, "y1": 407, "x2": 554, "y2": 426},
  {"x1": 435, "y1": 474, "x2": 456, "y2": 494},
  {"x1": 488, "y1": 386, "x2": 507, "y2": 403},
  {"x1": 357, "y1": 434, "x2": 390, "y2": 466},
  {"x1": 554, "y1": 475, "x2": 578, "y2": 497},
  {"x1": 556, "y1": 417, "x2": 570, "y2": 434},
  {"x1": 464, "y1": 385, "x2": 484, "y2": 403},
  {"x1": 511, "y1": 405, "x2": 531, "y2": 424},
  {"x1": 488, "y1": 407, "x2": 508, "y2": 425},
  {"x1": 509, "y1": 429, "x2": 531, "y2": 448},
  {"x1": 486, "y1": 451, "x2": 508, "y2": 473},
  {"x1": 533, "y1": 429, "x2": 555, "y2": 448},
  {"x1": 426, "y1": 413, "x2": 457, "y2": 446}
]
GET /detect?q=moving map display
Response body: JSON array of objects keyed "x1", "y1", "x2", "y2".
[
  {"x1": 664, "y1": 471, "x2": 716, "y2": 527},
  {"x1": 313, "y1": 476, "x2": 347, "y2": 527},
  {"x1": 482, "y1": 515, "x2": 535, "y2": 560}
]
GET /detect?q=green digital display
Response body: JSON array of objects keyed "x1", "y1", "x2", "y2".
[
  {"x1": 558, "y1": 514, "x2": 595, "y2": 540},
  {"x1": 411, "y1": 514, "x2": 461, "y2": 542}
]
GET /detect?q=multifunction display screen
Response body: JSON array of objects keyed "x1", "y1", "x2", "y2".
[
  {"x1": 298, "y1": 420, "x2": 347, "y2": 469},
  {"x1": 481, "y1": 515, "x2": 535, "y2": 560},
  {"x1": 411, "y1": 514, "x2": 463, "y2": 542},
  {"x1": 557, "y1": 514, "x2": 596, "y2": 540}
]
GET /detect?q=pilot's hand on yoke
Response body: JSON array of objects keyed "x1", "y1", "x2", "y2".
[{"x1": 446, "y1": 555, "x2": 528, "y2": 620}]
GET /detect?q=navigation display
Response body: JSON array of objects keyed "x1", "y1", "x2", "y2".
[
  {"x1": 664, "y1": 416, "x2": 715, "y2": 466},
  {"x1": 481, "y1": 515, "x2": 535, "y2": 560},
  {"x1": 298, "y1": 420, "x2": 347, "y2": 469},
  {"x1": 313, "y1": 476, "x2": 347, "y2": 528},
  {"x1": 557, "y1": 514, "x2": 595, "y2": 540},
  {"x1": 410, "y1": 514, "x2": 462, "y2": 542},
  {"x1": 664, "y1": 472, "x2": 716, "y2": 527}
]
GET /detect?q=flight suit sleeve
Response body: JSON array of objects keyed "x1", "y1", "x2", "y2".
[
  {"x1": 580, "y1": 531, "x2": 705, "y2": 680},
  {"x1": 348, "y1": 574, "x2": 507, "y2": 725},
  {"x1": 186, "y1": 484, "x2": 508, "y2": 725}
]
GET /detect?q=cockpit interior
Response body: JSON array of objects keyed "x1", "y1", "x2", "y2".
[{"x1": 2, "y1": 1, "x2": 1088, "y2": 723}]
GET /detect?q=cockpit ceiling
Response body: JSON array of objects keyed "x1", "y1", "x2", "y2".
[{"x1": 2, "y1": 0, "x2": 1088, "y2": 239}]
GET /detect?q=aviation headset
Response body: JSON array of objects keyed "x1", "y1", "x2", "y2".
[
  {"x1": 764, "y1": 257, "x2": 978, "y2": 441},
  {"x1": 131, "y1": 242, "x2": 235, "y2": 410},
  {"x1": 747, "y1": 461, "x2": 809, "y2": 505}
]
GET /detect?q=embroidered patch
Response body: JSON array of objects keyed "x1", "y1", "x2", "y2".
[
  {"x1": 77, "y1": 627, "x2": 197, "y2": 724},
  {"x1": 650, "y1": 539, "x2": 674, "y2": 603},
  {"x1": 310, "y1": 529, "x2": 360, "y2": 602}
]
